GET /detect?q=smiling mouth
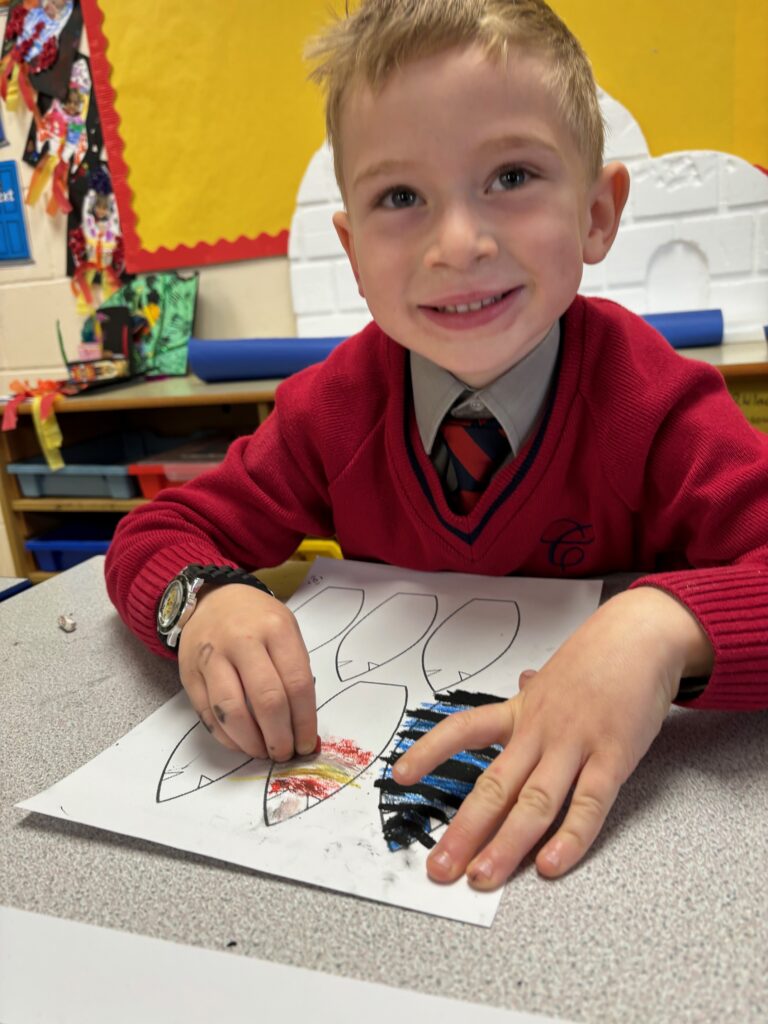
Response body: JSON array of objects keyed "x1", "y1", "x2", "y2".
[{"x1": 428, "y1": 290, "x2": 514, "y2": 314}]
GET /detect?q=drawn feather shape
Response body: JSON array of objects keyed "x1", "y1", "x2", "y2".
[
  {"x1": 291, "y1": 585, "x2": 365, "y2": 652},
  {"x1": 264, "y1": 681, "x2": 407, "y2": 825},
  {"x1": 422, "y1": 599, "x2": 520, "y2": 692},
  {"x1": 376, "y1": 690, "x2": 505, "y2": 850},
  {"x1": 156, "y1": 722, "x2": 254, "y2": 803},
  {"x1": 335, "y1": 592, "x2": 438, "y2": 681}
]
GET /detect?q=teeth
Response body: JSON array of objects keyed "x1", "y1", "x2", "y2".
[{"x1": 437, "y1": 292, "x2": 506, "y2": 314}]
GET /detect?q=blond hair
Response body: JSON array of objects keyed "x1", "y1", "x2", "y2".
[{"x1": 306, "y1": 0, "x2": 605, "y2": 191}]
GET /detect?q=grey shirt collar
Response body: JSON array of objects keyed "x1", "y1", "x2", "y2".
[{"x1": 411, "y1": 320, "x2": 561, "y2": 456}]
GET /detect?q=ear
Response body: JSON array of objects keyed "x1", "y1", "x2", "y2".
[
  {"x1": 332, "y1": 210, "x2": 365, "y2": 297},
  {"x1": 582, "y1": 161, "x2": 630, "y2": 265}
]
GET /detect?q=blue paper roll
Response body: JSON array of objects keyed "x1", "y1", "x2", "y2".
[
  {"x1": 188, "y1": 337, "x2": 346, "y2": 382},
  {"x1": 642, "y1": 309, "x2": 723, "y2": 349}
]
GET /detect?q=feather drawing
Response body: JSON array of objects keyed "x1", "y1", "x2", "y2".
[
  {"x1": 291, "y1": 585, "x2": 365, "y2": 652},
  {"x1": 264, "y1": 681, "x2": 407, "y2": 825},
  {"x1": 335, "y1": 592, "x2": 438, "y2": 680},
  {"x1": 376, "y1": 690, "x2": 505, "y2": 850},
  {"x1": 422, "y1": 599, "x2": 520, "y2": 692}
]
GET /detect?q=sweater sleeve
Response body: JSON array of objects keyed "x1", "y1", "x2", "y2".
[
  {"x1": 626, "y1": 366, "x2": 768, "y2": 711},
  {"x1": 105, "y1": 377, "x2": 337, "y2": 658}
]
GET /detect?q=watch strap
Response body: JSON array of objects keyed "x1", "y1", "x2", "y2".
[
  {"x1": 157, "y1": 563, "x2": 274, "y2": 652},
  {"x1": 185, "y1": 564, "x2": 274, "y2": 597}
]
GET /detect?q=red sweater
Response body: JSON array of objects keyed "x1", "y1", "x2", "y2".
[{"x1": 106, "y1": 296, "x2": 768, "y2": 710}]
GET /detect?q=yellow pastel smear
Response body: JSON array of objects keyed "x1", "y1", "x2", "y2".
[
  {"x1": 98, "y1": 0, "x2": 343, "y2": 252},
  {"x1": 235, "y1": 763, "x2": 359, "y2": 789}
]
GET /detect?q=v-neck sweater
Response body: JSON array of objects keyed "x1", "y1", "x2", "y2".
[{"x1": 106, "y1": 296, "x2": 768, "y2": 710}]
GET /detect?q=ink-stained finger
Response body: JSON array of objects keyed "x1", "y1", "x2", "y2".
[
  {"x1": 465, "y1": 747, "x2": 582, "y2": 890},
  {"x1": 177, "y1": 659, "x2": 241, "y2": 752},
  {"x1": 233, "y1": 643, "x2": 295, "y2": 762},
  {"x1": 535, "y1": 753, "x2": 624, "y2": 878},
  {"x1": 202, "y1": 648, "x2": 270, "y2": 759},
  {"x1": 266, "y1": 619, "x2": 318, "y2": 756},
  {"x1": 423, "y1": 736, "x2": 540, "y2": 884},
  {"x1": 392, "y1": 699, "x2": 516, "y2": 786}
]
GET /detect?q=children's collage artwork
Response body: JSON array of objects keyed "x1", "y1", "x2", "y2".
[{"x1": 0, "y1": 0, "x2": 127, "y2": 320}]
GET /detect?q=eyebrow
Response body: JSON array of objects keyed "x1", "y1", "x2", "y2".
[
  {"x1": 480, "y1": 133, "x2": 562, "y2": 159},
  {"x1": 351, "y1": 133, "x2": 562, "y2": 190},
  {"x1": 352, "y1": 159, "x2": 420, "y2": 189}
]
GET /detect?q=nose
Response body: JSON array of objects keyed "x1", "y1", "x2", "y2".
[{"x1": 423, "y1": 201, "x2": 498, "y2": 270}]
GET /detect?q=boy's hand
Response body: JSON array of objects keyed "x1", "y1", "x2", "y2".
[
  {"x1": 177, "y1": 584, "x2": 317, "y2": 762},
  {"x1": 393, "y1": 587, "x2": 713, "y2": 889}
]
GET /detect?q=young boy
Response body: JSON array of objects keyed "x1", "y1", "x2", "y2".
[{"x1": 106, "y1": 0, "x2": 768, "y2": 891}]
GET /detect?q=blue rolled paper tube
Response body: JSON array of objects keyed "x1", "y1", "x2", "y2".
[
  {"x1": 188, "y1": 337, "x2": 346, "y2": 382},
  {"x1": 642, "y1": 309, "x2": 723, "y2": 349}
]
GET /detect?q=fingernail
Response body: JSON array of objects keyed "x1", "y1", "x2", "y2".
[
  {"x1": 521, "y1": 669, "x2": 536, "y2": 679},
  {"x1": 296, "y1": 737, "x2": 318, "y2": 757},
  {"x1": 468, "y1": 859, "x2": 493, "y2": 884},
  {"x1": 543, "y1": 842, "x2": 562, "y2": 869},
  {"x1": 430, "y1": 850, "x2": 452, "y2": 873}
]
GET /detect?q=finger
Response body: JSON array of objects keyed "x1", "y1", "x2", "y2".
[
  {"x1": 518, "y1": 669, "x2": 537, "y2": 690},
  {"x1": 234, "y1": 644, "x2": 295, "y2": 762},
  {"x1": 535, "y1": 752, "x2": 624, "y2": 879},
  {"x1": 423, "y1": 734, "x2": 540, "y2": 884},
  {"x1": 464, "y1": 748, "x2": 582, "y2": 890},
  {"x1": 265, "y1": 621, "x2": 317, "y2": 756},
  {"x1": 392, "y1": 700, "x2": 516, "y2": 787},
  {"x1": 203, "y1": 649, "x2": 270, "y2": 759},
  {"x1": 178, "y1": 659, "x2": 242, "y2": 752}
]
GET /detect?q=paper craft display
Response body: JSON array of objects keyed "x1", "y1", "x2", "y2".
[
  {"x1": 0, "y1": 0, "x2": 81, "y2": 118},
  {"x1": 18, "y1": 559, "x2": 602, "y2": 927},
  {"x1": 66, "y1": 164, "x2": 124, "y2": 315},
  {"x1": 23, "y1": 54, "x2": 104, "y2": 219},
  {"x1": 96, "y1": 271, "x2": 198, "y2": 377},
  {"x1": 0, "y1": 159, "x2": 31, "y2": 261}
]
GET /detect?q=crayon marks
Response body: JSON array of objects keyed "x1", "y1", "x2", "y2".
[{"x1": 376, "y1": 690, "x2": 505, "y2": 851}]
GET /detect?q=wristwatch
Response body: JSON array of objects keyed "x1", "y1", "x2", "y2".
[{"x1": 156, "y1": 564, "x2": 274, "y2": 651}]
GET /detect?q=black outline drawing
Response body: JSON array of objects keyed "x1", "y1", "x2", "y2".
[
  {"x1": 291, "y1": 585, "x2": 365, "y2": 653},
  {"x1": 335, "y1": 592, "x2": 438, "y2": 681},
  {"x1": 264, "y1": 681, "x2": 407, "y2": 826},
  {"x1": 421, "y1": 599, "x2": 521, "y2": 692},
  {"x1": 156, "y1": 722, "x2": 253, "y2": 803}
]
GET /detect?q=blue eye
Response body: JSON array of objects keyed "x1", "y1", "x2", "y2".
[
  {"x1": 381, "y1": 187, "x2": 419, "y2": 209},
  {"x1": 491, "y1": 167, "x2": 529, "y2": 191}
]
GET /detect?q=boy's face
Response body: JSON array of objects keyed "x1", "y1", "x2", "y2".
[{"x1": 333, "y1": 45, "x2": 627, "y2": 388}]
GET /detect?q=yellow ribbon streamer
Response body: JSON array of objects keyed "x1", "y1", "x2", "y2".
[{"x1": 31, "y1": 395, "x2": 64, "y2": 471}]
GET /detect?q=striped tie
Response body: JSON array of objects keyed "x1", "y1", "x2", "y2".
[{"x1": 439, "y1": 416, "x2": 510, "y2": 513}]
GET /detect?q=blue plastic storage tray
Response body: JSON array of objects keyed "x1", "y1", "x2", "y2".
[
  {"x1": 7, "y1": 431, "x2": 196, "y2": 499},
  {"x1": 25, "y1": 520, "x2": 116, "y2": 571}
]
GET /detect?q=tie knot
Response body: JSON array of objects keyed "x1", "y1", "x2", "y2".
[{"x1": 439, "y1": 416, "x2": 510, "y2": 513}]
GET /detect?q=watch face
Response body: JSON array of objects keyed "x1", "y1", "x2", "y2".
[{"x1": 158, "y1": 579, "x2": 185, "y2": 631}]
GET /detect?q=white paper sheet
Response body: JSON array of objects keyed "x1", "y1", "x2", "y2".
[
  {"x1": 0, "y1": 906, "x2": 575, "y2": 1024},
  {"x1": 18, "y1": 559, "x2": 602, "y2": 927}
]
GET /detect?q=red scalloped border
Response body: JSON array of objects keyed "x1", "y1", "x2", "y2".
[{"x1": 80, "y1": 0, "x2": 289, "y2": 273}]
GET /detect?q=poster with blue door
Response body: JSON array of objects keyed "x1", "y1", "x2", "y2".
[{"x1": 0, "y1": 161, "x2": 31, "y2": 262}]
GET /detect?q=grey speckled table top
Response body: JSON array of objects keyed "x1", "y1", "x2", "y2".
[{"x1": 2, "y1": 558, "x2": 767, "y2": 1024}]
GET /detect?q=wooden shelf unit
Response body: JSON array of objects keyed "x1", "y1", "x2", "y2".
[
  {"x1": 0, "y1": 375, "x2": 280, "y2": 579},
  {"x1": 2, "y1": 343, "x2": 768, "y2": 581}
]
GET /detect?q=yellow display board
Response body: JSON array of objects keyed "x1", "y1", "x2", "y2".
[{"x1": 82, "y1": 0, "x2": 767, "y2": 274}]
